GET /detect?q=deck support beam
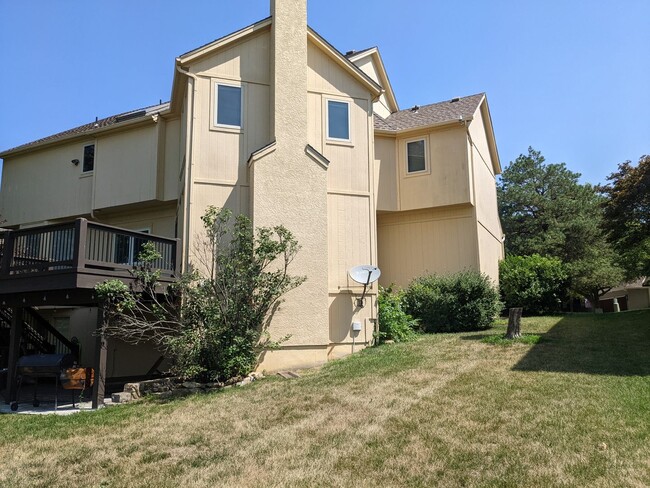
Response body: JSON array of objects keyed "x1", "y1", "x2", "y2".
[
  {"x1": 91, "y1": 308, "x2": 107, "y2": 409},
  {"x1": 5, "y1": 307, "x2": 23, "y2": 403}
]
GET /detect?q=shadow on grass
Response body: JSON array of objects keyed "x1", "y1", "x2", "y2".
[
  {"x1": 461, "y1": 333, "x2": 505, "y2": 342},
  {"x1": 512, "y1": 310, "x2": 650, "y2": 376}
]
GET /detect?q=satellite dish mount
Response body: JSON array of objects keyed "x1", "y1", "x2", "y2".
[{"x1": 348, "y1": 265, "x2": 381, "y2": 308}]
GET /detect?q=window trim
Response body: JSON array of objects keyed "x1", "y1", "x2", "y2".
[
  {"x1": 82, "y1": 143, "x2": 95, "y2": 174},
  {"x1": 405, "y1": 137, "x2": 429, "y2": 176},
  {"x1": 326, "y1": 98, "x2": 351, "y2": 143},
  {"x1": 213, "y1": 81, "x2": 243, "y2": 131}
]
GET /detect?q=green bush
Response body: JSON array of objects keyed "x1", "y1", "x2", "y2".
[
  {"x1": 403, "y1": 271, "x2": 502, "y2": 333},
  {"x1": 377, "y1": 287, "x2": 419, "y2": 344},
  {"x1": 97, "y1": 207, "x2": 304, "y2": 383},
  {"x1": 499, "y1": 254, "x2": 568, "y2": 315}
]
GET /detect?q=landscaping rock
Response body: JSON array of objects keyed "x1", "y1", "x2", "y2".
[
  {"x1": 181, "y1": 381, "x2": 202, "y2": 389},
  {"x1": 151, "y1": 391, "x2": 173, "y2": 400},
  {"x1": 224, "y1": 376, "x2": 243, "y2": 386},
  {"x1": 111, "y1": 391, "x2": 133, "y2": 404},
  {"x1": 237, "y1": 377, "x2": 253, "y2": 387},
  {"x1": 124, "y1": 382, "x2": 141, "y2": 399}
]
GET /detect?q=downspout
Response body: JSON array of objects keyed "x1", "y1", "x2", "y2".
[{"x1": 175, "y1": 61, "x2": 198, "y2": 273}]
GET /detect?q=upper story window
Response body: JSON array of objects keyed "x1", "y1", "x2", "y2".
[
  {"x1": 406, "y1": 139, "x2": 427, "y2": 174},
  {"x1": 215, "y1": 83, "x2": 242, "y2": 128},
  {"x1": 327, "y1": 100, "x2": 350, "y2": 141},
  {"x1": 82, "y1": 144, "x2": 95, "y2": 173}
]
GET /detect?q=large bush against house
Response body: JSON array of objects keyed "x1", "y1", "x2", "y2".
[
  {"x1": 499, "y1": 254, "x2": 568, "y2": 315},
  {"x1": 403, "y1": 271, "x2": 501, "y2": 333},
  {"x1": 377, "y1": 287, "x2": 419, "y2": 343},
  {"x1": 96, "y1": 206, "x2": 304, "y2": 382}
]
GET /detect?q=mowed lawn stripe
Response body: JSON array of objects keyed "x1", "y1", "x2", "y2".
[{"x1": 0, "y1": 311, "x2": 648, "y2": 487}]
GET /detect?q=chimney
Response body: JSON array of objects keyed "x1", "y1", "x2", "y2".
[
  {"x1": 248, "y1": 0, "x2": 330, "y2": 363},
  {"x1": 270, "y1": 0, "x2": 308, "y2": 143}
]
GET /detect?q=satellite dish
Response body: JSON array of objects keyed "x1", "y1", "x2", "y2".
[
  {"x1": 349, "y1": 265, "x2": 381, "y2": 286},
  {"x1": 348, "y1": 265, "x2": 381, "y2": 308}
]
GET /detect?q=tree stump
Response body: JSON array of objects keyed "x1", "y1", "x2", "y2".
[{"x1": 505, "y1": 307, "x2": 522, "y2": 339}]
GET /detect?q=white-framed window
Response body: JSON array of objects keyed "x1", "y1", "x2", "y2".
[
  {"x1": 406, "y1": 139, "x2": 427, "y2": 174},
  {"x1": 214, "y1": 83, "x2": 243, "y2": 128},
  {"x1": 82, "y1": 144, "x2": 95, "y2": 173},
  {"x1": 326, "y1": 99, "x2": 350, "y2": 141}
]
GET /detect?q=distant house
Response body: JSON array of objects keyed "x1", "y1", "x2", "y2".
[
  {"x1": 599, "y1": 279, "x2": 650, "y2": 312},
  {"x1": 0, "y1": 0, "x2": 502, "y2": 406}
]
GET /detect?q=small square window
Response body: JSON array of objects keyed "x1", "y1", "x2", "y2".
[
  {"x1": 215, "y1": 84, "x2": 242, "y2": 128},
  {"x1": 327, "y1": 100, "x2": 350, "y2": 141},
  {"x1": 83, "y1": 144, "x2": 95, "y2": 173},
  {"x1": 407, "y1": 140, "x2": 426, "y2": 173}
]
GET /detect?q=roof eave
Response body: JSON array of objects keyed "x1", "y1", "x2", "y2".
[
  {"x1": 475, "y1": 96, "x2": 502, "y2": 175},
  {"x1": 178, "y1": 17, "x2": 272, "y2": 65},
  {"x1": 0, "y1": 115, "x2": 161, "y2": 159},
  {"x1": 307, "y1": 29, "x2": 383, "y2": 98},
  {"x1": 375, "y1": 116, "x2": 473, "y2": 137},
  {"x1": 348, "y1": 48, "x2": 399, "y2": 112}
]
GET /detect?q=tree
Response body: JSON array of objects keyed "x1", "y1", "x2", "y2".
[
  {"x1": 498, "y1": 147, "x2": 623, "y2": 306},
  {"x1": 96, "y1": 207, "x2": 305, "y2": 382},
  {"x1": 599, "y1": 155, "x2": 650, "y2": 279},
  {"x1": 499, "y1": 254, "x2": 568, "y2": 315}
]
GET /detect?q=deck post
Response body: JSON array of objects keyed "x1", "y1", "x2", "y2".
[
  {"x1": 72, "y1": 218, "x2": 88, "y2": 270},
  {"x1": 174, "y1": 238, "x2": 182, "y2": 276},
  {"x1": 0, "y1": 231, "x2": 15, "y2": 276},
  {"x1": 91, "y1": 307, "x2": 107, "y2": 409},
  {"x1": 5, "y1": 307, "x2": 23, "y2": 403}
]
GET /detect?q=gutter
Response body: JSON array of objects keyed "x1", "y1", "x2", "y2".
[{"x1": 374, "y1": 116, "x2": 474, "y2": 137}]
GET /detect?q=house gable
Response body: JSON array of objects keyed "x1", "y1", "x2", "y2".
[{"x1": 347, "y1": 47, "x2": 399, "y2": 118}]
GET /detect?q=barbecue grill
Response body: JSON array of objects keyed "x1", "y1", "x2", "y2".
[{"x1": 10, "y1": 353, "x2": 82, "y2": 411}]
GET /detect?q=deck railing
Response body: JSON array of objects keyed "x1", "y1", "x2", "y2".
[{"x1": 0, "y1": 219, "x2": 180, "y2": 280}]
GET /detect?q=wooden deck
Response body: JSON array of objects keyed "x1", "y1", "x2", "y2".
[{"x1": 0, "y1": 218, "x2": 180, "y2": 300}]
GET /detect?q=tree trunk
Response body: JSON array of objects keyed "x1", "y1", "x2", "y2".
[{"x1": 505, "y1": 307, "x2": 522, "y2": 339}]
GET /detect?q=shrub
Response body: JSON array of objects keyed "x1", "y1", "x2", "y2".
[
  {"x1": 499, "y1": 254, "x2": 568, "y2": 315},
  {"x1": 96, "y1": 207, "x2": 304, "y2": 382},
  {"x1": 377, "y1": 286, "x2": 419, "y2": 344},
  {"x1": 403, "y1": 271, "x2": 502, "y2": 333}
]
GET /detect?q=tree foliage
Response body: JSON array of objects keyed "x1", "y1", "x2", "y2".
[
  {"x1": 498, "y1": 147, "x2": 623, "y2": 304},
  {"x1": 96, "y1": 207, "x2": 305, "y2": 382},
  {"x1": 599, "y1": 155, "x2": 650, "y2": 279},
  {"x1": 499, "y1": 254, "x2": 568, "y2": 315}
]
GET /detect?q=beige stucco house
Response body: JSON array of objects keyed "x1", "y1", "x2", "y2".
[{"x1": 0, "y1": 0, "x2": 502, "y2": 404}]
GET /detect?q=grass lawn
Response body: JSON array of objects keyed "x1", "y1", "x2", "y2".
[{"x1": 1, "y1": 310, "x2": 648, "y2": 487}]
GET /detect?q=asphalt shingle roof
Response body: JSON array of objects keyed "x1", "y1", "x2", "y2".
[
  {"x1": 1, "y1": 102, "x2": 170, "y2": 156},
  {"x1": 375, "y1": 93, "x2": 484, "y2": 132}
]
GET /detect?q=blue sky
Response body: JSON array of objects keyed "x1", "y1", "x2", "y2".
[{"x1": 0, "y1": 0, "x2": 648, "y2": 185}]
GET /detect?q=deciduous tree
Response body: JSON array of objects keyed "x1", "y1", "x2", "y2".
[
  {"x1": 96, "y1": 207, "x2": 304, "y2": 382},
  {"x1": 599, "y1": 155, "x2": 650, "y2": 279}
]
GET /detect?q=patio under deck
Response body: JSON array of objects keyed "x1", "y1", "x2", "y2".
[{"x1": 0, "y1": 219, "x2": 180, "y2": 408}]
